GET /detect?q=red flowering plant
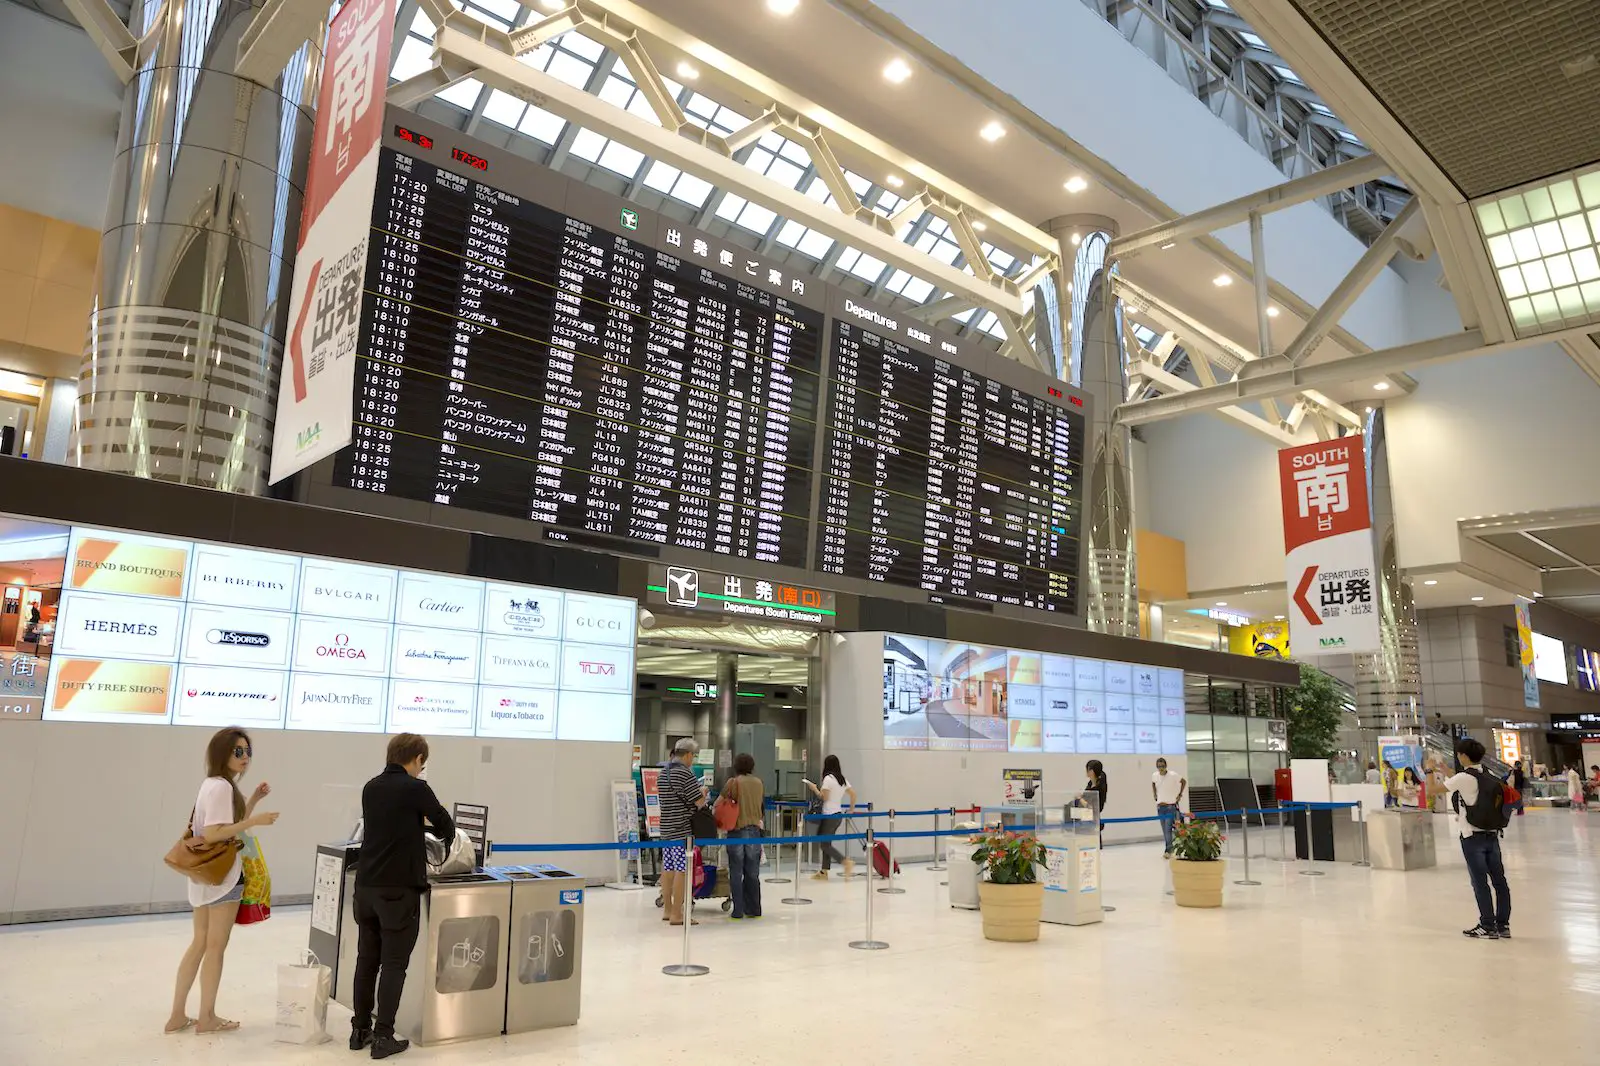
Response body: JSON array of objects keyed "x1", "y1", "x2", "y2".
[
  {"x1": 1170, "y1": 817, "x2": 1226, "y2": 861},
  {"x1": 969, "y1": 830, "x2": 1048, "y2": 884}
]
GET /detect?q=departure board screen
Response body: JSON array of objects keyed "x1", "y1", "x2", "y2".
[
  {"x1": 331, "y1": 147, "x2": 823, "y2": 566},
  {"x1": 816, "y1": 317, "x2": 1085, "y2": 612}
]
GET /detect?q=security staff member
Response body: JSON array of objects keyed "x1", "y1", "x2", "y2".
[{"x1": 351, "y1": 734, "x2": 454, "y2": 1059}]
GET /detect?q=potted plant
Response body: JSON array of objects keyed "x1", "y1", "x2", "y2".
[
  {"x1": 970, "y1": 830, "x2": 1049, "y2": 941},
  {"x1": 1169, "y1": 818, "x2": 1226, "y2": 908}
]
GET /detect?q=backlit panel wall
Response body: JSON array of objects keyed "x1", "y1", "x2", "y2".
[
  {"x1": 44, "y1": 526, "x2": 635, "y2": 741},
  {"x1": 881, "y1": 633, "x2": 1184, "y2": 754}
]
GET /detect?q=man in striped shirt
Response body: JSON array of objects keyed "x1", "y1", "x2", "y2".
[{"x1": 659, "y1": 738, "x2": 708, "y2": 926}]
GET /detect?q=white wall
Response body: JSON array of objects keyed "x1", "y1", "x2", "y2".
[
  {"x1": 1387, "y1": 344, "x2": 1600, "y2": 570},
  {"x1": 0, "y1": 6, "x2": 122, "y2": 228},
  {"x1": 871, "y1": 0, "x2": 1414, "y2": 352},
  {"x1": 1140, "y1": 414, "x2": 1285, "y2": 592},
  {"x1": 823, "y1": 634, "x2": 1182, "y2": 857},
  {"x1": 0, "y1": 722, "x2": 629, "y2": 921}
]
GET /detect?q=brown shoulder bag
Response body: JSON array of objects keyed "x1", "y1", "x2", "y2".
[{"x1": 164, "y1": 808, "x2": 243, "y2": 886}]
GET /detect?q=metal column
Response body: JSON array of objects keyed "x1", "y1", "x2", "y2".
[
  {"x1": 73, "y1": 0, "x2": 321, "y2": 493},
  {"x1": 1355, "y1": 408, "x2": 1423, "y2": 733}
]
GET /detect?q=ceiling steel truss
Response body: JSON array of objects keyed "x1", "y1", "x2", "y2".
[{"x1": 394, "y1": 0, "x2": 1062, "y2": 372}]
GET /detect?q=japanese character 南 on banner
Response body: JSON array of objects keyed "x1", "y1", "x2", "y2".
[
  {"x1": 269, "y1": 0, "x2": 395, "y2": 485},
  {"x1": 1278, "y1": 438, "x2": 1380, "y2": 656}
]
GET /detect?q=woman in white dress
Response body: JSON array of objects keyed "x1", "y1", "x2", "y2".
[{"x1": 166, "y1": 728, "x2": 277, "y2": 1035}]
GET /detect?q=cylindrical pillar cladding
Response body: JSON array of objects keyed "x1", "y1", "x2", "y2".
[
  {"x1": 715, "y1": 653, "x2": 737, "y2": 759},
  {"x1": 1046, "y1": 215, "x2": 1137, "y2": 636},
  {"x1": 1356, "y1": 407, "x2": 1422, "y2": 731},
  {"x1": 72, "y1": 0, "x2": 320, "y2": 493}
]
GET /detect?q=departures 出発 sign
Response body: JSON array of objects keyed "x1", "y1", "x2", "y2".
[
  {"x1": 1278, "y1": 438, "x2": 1380, "y2": 656},
  {"x1": 647, "y1": 564, "x2": 837, "y2": 627}
]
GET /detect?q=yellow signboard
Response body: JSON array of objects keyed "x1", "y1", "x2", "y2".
[{"x1": 1228, "y1": 621, "x2": 1291, "y2": 660}]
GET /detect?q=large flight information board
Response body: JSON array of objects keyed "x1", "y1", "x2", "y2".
[
  {"x1": 333, "y1": 146, "x2": 823, "y2": 566},
  {"x1": 817, "y1": 313, "x2": 1085, "y2": 612}
]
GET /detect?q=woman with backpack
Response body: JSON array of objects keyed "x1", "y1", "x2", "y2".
[
  {"x1": 717, "y1": 753, "x2": 765, "y2": 919},
  {"x1": 805, "y1": 755, "x2": 857, "y2": 880}
]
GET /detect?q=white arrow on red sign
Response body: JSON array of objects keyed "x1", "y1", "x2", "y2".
[{"x1": 1293, "y1": 564, "x2": 1321, "y2": 626}]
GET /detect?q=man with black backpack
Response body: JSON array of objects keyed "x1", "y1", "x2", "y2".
[{"x1": 1445, "y1": 738, "x2": 1513, "y2": 940}]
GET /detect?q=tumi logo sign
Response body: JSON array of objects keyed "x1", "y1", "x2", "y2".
[{"x1": 579, "y1": 661, "x2": 616, "y2": 676}]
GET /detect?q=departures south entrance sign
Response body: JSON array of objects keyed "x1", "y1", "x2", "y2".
[{"x1": 1278, "y1": 438, "x2": 1380, "y2": 656}]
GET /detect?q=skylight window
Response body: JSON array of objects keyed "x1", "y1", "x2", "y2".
[{"x1": 1477, "y1": 167, "x2": 1600, "y2": 334}]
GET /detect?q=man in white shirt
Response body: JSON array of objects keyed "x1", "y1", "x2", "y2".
[
  {"x1": 1152, "y1": 758, "x2": 1186, "y2": 857},
  {"x1": 1444, "y1": 738, "x2": 1512, "y2": 940}
]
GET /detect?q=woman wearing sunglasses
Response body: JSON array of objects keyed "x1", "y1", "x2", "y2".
[{"x1": 166, "y1": 727, "x2": 278, "y2": 1036}]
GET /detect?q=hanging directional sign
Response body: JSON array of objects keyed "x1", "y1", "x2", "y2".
[{"x1": 1278, "y1": 438, "x2": 1380, "y2": 656}]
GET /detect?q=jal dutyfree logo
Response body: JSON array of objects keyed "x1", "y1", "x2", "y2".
[{"x1": 186, "y1": 688, "x2": 276, "y2": 702}]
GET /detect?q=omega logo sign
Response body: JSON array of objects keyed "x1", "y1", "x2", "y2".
[{"x1": 317, "y1": 633, "x2": 367, "y2": 660}]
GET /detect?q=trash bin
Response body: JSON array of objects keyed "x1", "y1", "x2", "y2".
[
  {"x1": 946, "y1": 823, "x2": 981, "y2": 910},
  {"x1": 392, "y1": 870, "x2": 512, "y2": 1046},
  {"x1": 490, "y1": 865, "x2": 584, "y2": 1033}
]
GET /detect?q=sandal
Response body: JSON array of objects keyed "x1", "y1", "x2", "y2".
[
  {"x1": 195, "y1": 1018, "x2": 240, "y2": 1034},
  {"x1": 164, "y1": 1018, "x2": 196, "y2": 1035}
]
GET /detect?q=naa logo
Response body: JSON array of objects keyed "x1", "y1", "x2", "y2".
[
  {"x1": 1318, "y1": 636, "x2": 1348, "y2": 648},
  {"x1": 297, "y1": 422, "x2": 322, "y2": 451}
]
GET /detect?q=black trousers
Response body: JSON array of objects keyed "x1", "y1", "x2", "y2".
[{"x1": 352, "y1": 885, "x2": 422, "y2": 1038}]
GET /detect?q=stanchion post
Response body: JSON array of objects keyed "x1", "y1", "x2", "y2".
[
  {"x1": 849, "y1": 823, "x2": 888, "y2": 950},
  {"x1": 1234, "y1": 810, "x2": 1261, "y2": 886},
  {"x1": 1277, "y1": 802, "x2": 1294, "y2": 864},
  {"x1": 1353, "y1": 800, "x2": 1371, "y2": 868},
  {"x1": 662, "y1": 833, "x2": 709, "y2": 977},
  {"x1": 782, "y1": 814, "x2": 812, "y2": 906},
  {"x1": 765, "y1": 804, "x2": 791, "y2": 884},
  {"x1": 1299, "y1": 804, "x2": 1325, "y2": 877},
  {"x1": 877, "y1": 811, "x2": 905, "y2": 894},
  {"x1": 928, "y1": 808, "x2": 947, "y2": 872}
]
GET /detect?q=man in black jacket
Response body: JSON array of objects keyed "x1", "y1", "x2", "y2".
[{"x1": 351, "y1": 734, "x2": 454, "y2": 1059}]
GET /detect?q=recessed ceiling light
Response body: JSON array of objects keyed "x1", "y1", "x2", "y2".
[
  {"x1": 766, "y1": 0, "x2": 799, "y2": 14},
  {"x1": 1374, "y1": 381, "x2": 1391, "y2": 391},
  {"x1": 1266, "y1": 306, "x2": 1280, "y2": 317},
  {"x1": 883, "y1": 58, "x2": 912, "y2": 84},
  {"x1": 979, "y1": 120, "x2": 1006, "y2": 142},
  {"x1": 1213, "y1": 274, "x2": 1233, "y2": 287},
  {"x1": 1471, "y1": 596, "x2": 1485, "y2": 602},
  {"x1": 1215, "y1": 601, "x2": 1228, "y2": 607},
  {"x1": 1424, "y1": 579, "x2": 1438, "y2": 586},
  {"x1": 885, "y1": 174, "x2": 903, "y2": 188},
  {"x1": 972, "y1": 220, "x2": 986, "y2": 231},
  {"x1": 1070, "y1": 233, "x2": 1081, "y2": 246},
  {"x1": 1064, "y1": 175, "x2": 1088, "y2": 193},
  {"x1": 1159, "y1": 241, "x2": 1176, "y2": 250},
  {"x1": 676, "y1": 61, "x2": 699, "y2": 80}
]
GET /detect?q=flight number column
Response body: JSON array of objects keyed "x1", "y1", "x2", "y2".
[{"x1": 817, "y1": 322, "x2": 863, "y2": 576}]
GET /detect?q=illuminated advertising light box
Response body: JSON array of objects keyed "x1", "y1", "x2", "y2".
[
  {"x1": 880, "y1": 633, "x2": 1188, "y2": 755},
  {"x1": 37, "y1": 521, "x2": 637, "y2": 741}
]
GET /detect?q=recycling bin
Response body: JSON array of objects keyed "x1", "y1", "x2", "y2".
[
  {"x1": 391, "y1": 870, "x2": 512, "y2": 1046},
  {"x1": 489, "y1": 865, "x2": 585, "y2": 1033}
]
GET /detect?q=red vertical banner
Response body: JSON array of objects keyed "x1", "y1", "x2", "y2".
[
  {"x1": 1278, "y1": 438, "x2": 1380, "y2": 655},
  {"x1": 269, "y1": 0, "x2": 395, "y2": 484}
]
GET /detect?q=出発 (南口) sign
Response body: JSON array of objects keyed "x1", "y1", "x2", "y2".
[
  {"x1": 1279, "y1": 438, "x2": 1379, "y2": 655},
  {"x1": 647, "y1": 565, "x2": 836, "y2": 627}
]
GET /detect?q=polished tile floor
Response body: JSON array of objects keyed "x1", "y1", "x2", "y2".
[{"x1": 2, "y1": 810, "x2": 1595, "y2": 1065}]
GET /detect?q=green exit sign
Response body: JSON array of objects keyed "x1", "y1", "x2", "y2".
[{"x1": 620, "y1": 208, "x2": 639, "y2": 231}]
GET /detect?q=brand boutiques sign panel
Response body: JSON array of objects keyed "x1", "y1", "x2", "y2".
[{"x1": 43, "y1": 525, "x2": 636, "y2": 741}]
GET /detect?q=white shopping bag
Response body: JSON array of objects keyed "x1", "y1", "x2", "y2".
[{"x1": 276, "y1": 950, "x2": 332, "y2": 1045}]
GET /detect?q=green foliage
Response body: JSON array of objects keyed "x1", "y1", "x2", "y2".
[
  {"x1": 970, "y1": 831, "x2": 1048, "y2": 885},
  {"x1": 1170, "y1": 817, "x2": 1225, "y2": 861},
  {"x1": 1286, "y1": 663, "x2": 1344, "y2": 761}
]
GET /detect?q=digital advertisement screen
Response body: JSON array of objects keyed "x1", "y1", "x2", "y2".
[
  {"x1": 1532, "y1": 632, "x2": 1569, "y2": 685},
  {"x1": 331, "y1": 140, "x2": 824, "y2": 567},
  {"x1": 817, "y1": 319, "x2": 1085, "y2": 612},
  {"x1": 40, "y1": 526, "x2": 636, "y2": 740},
  {"x1": 881, "y1": 633, "x2": 1184, "y2": 754}
]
